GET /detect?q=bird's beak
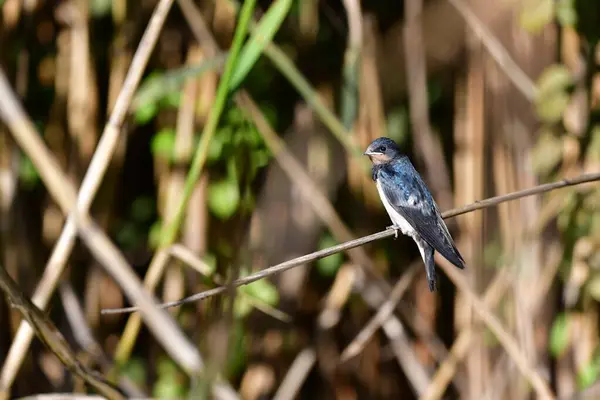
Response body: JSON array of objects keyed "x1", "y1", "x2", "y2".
[{"x1": 363, "y1": 149, "x2": 379, "y2": 156}]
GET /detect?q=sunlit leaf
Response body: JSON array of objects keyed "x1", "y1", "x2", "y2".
[
  {"x1": 134, "y1": 102, "x2": 158, "y2": 125},
  {"x1": 234, "y1": 296, "x2": 253, "y2": 318},
  {"x1": 119, "y1": 358, "x2": 147, "y2": 386},
  {"x1": 587, "y1": 274, "x2": 600, "y2": 301},
  {"x1": 577, "y1": 354, "x2": 600, "y2": 389},
  {"x1": 90, "y1": 0, "x2": 111, "y2": 17},
  {"x1": 531, "y1": 130, "x2": 563, "y2": 175},
  {"x1": 585, "y1": 127, "x2": 600, "y2": 163},
  {"x1": 156, "y1": 356, "x2": 180, "y2": 377},
  {"x1": 132, "y1": 55, "x2": 228, "y2": 112},
  {"x1": 208, "y1": 178, "x2": 240, "y2": 219},
  {"x1": 242, "y1": 278, "x2": 279, "y2": 306},
  {"x1": 153, "y1": 377, "x2": 186, "y2": 399},
  {"x1": 229, "y1": 0, "x2": 293, "y2": 90},
  {"x1": 520, "y1": 0, "x2": 555, "y2": 33},
  {"x1": 536, "y1": 92, "x2": 570, "y2": 123},
  {"x1": 556, "y1": 0, "x2": 577, "y2": 26},
  {"x1": 316, "y1": 234, "x2": 343, "y2": 277},
  {"x1": 207, "y1": 127, "x2": 231, "y2": 162},
  {"x1": 148, "y1": 220, "x2": 163, "y2": 249},
  {"x1": 536, "y1": 64, "x2": 572, "y2": 97},
  {"x1": 549, "y1": 312, "x2": 570, "y2": 357},
  {"x1": 151, "y1": 128, "x2": 176, "y2": 161},
  {"x1": 196, "y1": 254, "x2": 214, "y2": 278}
]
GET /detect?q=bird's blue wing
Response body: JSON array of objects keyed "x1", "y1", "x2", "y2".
[{"x1": 378, "y1": 160, "x2": 465, "y2": 269}]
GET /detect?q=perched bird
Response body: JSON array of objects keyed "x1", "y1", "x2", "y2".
[{"x1": 364, "y1": 137, "x2": 465, "y2": 291}]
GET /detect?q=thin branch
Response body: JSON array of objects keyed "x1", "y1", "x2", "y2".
[
  {"x1": 446, "y1": 0, "x2": 537, "y2": 101},
  {"x1": 0, "y1": 265, "x2": 125, "y2": 400},
  {"x1": 340, "y1": 264, "x2": 419, "y2": 362},
  {"x1": 421, "y1": 269, "x2": 512, "y2": 400},
  {"x1": 101, "y1": 170, "x2": 600, "y2": 314},
  {"x1": 436, "y1": 257, "x2": 555, "y2": 399},
  {"x1": 272, "y1": 348, "x2": 317, "y2": 400},
  {"x1": 58, "y1": 282, "x2": 147, "y2": 398}
]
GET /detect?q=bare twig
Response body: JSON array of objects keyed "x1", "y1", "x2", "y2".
[
  {"x1": 0, "y1": 265, "x2": 125, "y2": 400},
  {"x1": 340, "y1": 264, "x2": 419, "y2": 362},
  {"x1": 421, "y1": 269, "x2": 512, "y2": 400},
  {"x1": 102, "y1": 170, "x2": 600, "y2": 314},
  {"x1": 58, "y1": 282, "x2": 147, "y2": 398},
  {"x1": 437, "y1": 257, "x2": 555, "y2": 399},
  {"x1": 272, "y1": 348, "x2": 317, "y2": 400},
  {"x1": 446, "y1": 0, "x2": 537, "y2": 101}
]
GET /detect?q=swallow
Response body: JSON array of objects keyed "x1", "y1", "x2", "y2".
[{"x1": 364, "y1": 137, "x2": 465, "y2": 291}]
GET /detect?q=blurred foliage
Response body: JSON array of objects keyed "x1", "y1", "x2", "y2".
[{"x1": 2, "y1": 0, "x2": 600, "y2": 398}]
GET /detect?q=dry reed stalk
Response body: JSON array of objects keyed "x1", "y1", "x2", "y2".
[
  {"x1": 354, "y1": 15, "x2": 386, "y2": 210},
  {"x1": 0, "y1": 1, "x2": 204, "y2": 394},
  {"x1": 454, "y1": 39, "x2": 488, "y2": 398}
]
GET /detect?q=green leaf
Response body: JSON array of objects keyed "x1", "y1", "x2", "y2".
[
  {"x1": 132, "y1": 55, "x2": 228, "y2": 113},
  {"x1": 535, "y1": 92, "x2": 570, "y2": 123},
  {"x1": 556, "y1": 0, "x2": 577, "y2": 26},
  {"x1": 148, "y1": 220, "x2": 163, "y2": 249},
  {"x1": 207, "y1": 178, "x2": 240, "y2": 219},
  {"x1": 549, "y1": 312, "x2": 570, "y2": 357},
  {"x1": 207, "y1": 127, "x2": 231, "y2": 162},
  {"x1": 577, "y1": 354, "x2": 600, "y2": 389},
  {"x1": 156, "y1": 356, "x2": 180, "y2": 378},
  {"x1": 116, "y1": 222, "x2": 142, "y2": 250},
  {"x1": 118, "y1": 358, "x2": 147, "y2": 386},
  {"x1": 316, "y1": 234, "x2": 343, "y2": 277},
  {"x1": 534, "y1": 65, "x2": 573, "y2": 123},
  {"x1": 531, "y1": 130, "x2": 563, "y2": 175},
  {"x1": 242, "y1": 279, "x2": 279, "y2": 306},
  {"x1": 233, "y1": 296, "x2": 254, "y2": 318},
  {"x1": 134, "y1": 102, "x2": 158, "y2": 125},
  {"x1": 225, "y1": 321, "x2": 248, "y2": 378},
  {"x1": 585, "y1": 126, "x2": 600, "y2": 163},
  {"x1": 161, "y1": 91, "x2": 181, "y2": 109},
  {"x1": 151, "y1": 128, "x2": 176, "y2": 161},
  {"x1": 229, "y1": 0, "x2": 293, "y2": 90},
  {"x1": 587, "y1": 274, "x2": 600, "y2": 301},
  {"x1": 260, "y1": 103, "x2": 278, "y2": 128},
  {"x1": 90, "y1": 0, "x2": 111, "y2": 17},
  {"x1": 387, "y1": 107, "x2": 409, "y2": 146},
  {"x1": 153, "y1": 377, "x2": 186, "y2": 399},
  {"x1": 536, "y1": 64, "x2": 573, "y2": 98},
  {"x1": 130, "y1": 196, "x2": 156, "y2": 222},
  {"x1": 19, "y1": 156, "x2": 40, "y2": 188},
  {"x1": 519, "y1": 0, "x2": 555, "y2": 33}
]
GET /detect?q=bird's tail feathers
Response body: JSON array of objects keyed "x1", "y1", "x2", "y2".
[{"x1": 418, "y1": 239, "x2": 437, "y2": 292}]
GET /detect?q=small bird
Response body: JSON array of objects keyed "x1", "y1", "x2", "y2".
[{"x1": 364, "y1": 137, "x2": 465, "y2": 291}]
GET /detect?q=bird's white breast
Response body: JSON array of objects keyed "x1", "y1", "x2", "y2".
[{"x1": 375, "y1": 179, "x2": 416, "y2": 238}]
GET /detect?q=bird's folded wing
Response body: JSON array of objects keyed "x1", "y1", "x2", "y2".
[{"x1": 378, "y1": 172, "x2": 465, "y2": 269}]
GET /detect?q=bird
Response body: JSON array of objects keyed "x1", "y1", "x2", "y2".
[{"x1": 363, "y1": 137, "x2": 465, "y2": 291}]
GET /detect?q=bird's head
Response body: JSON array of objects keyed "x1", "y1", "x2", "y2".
[{"x1": 363, "y1": 137, "x2": 401, "y2": 165}]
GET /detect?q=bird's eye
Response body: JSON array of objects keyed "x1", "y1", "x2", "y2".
[{"x1": 379, "y1": 146, "x2": 386, "y2": 152}]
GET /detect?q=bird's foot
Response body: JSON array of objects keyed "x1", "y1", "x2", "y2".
[{"x1": 386, "y1": 225, "x2": 400, "y2": 239}]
